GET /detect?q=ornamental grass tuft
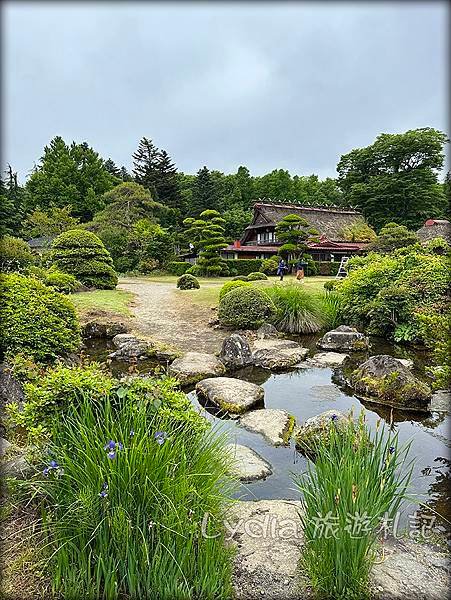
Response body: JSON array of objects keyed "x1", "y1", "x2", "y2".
[
  {"x1": 266, "y1": 284, "x2": 324, "y2": 334},
  {"x1": 293, "y1": 412, "x2": 412, "y2": 600}
]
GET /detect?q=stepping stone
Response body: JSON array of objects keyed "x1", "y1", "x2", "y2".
[
  {"x1": 169, "y1": 352, "x2": 226, "y2": 385},
  {"x1": 317, "y1": 325, "x2": 369, "y2": 351},
  {"x1": 225, "y1": 444, "x2": 272, "y2": 482},
  {"x1": 196, "y1": 377, "x2": 264, "y2": 414},
  {"x1": 239, "y1": 409, "x2": 295, "y2": 446},
  {"x1": 429, "y1": 389, "x2": 451, "y2": 413},
  {"x1": 251, "y1": 339, "x2": 309, "y2": 370},
  {"x1": 228, "y1": 499, "x2": 303, "y2": 599},
  {"x1": 307, "y1": 352, "x2": 349, "y2": 367}
]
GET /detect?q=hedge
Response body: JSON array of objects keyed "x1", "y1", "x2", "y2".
[
  {"x1": 224, "y1": 259, "x2": 263, "y2": 276},
  {"x1": 167, "y1": 261, "x2": 192, "y2": 276},
  {"x1": 314, "y1": 261, "x2": 341, "y2": 276}
]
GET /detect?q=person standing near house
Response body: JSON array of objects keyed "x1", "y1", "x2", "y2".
[
  {"x1": 277, "y1": 258, "x2": 287, "y2": 281},
  {"x1": 295, "y1": 258, "x2": 306, "y2": 281}
]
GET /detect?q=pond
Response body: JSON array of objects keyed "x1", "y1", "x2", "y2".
[{"x1": 83, "y1": 336, "x2": 450, "y2": 540}]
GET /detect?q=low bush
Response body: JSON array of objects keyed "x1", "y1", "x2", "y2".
[
  {"x1": 247, "y1": 271, "x2": 268, "y2": 281},
  {"x1": 294, "y1": 413, "x2": 412, "y2": 600},
  {"x1": 0, "y1": 235, "x2": 34, "y2": 272},
  {"x1": 176, "y1": 273, "x2": 200, "y2": 289},
  {"x1": 0, "y1": 274, "x2": 80, "y2": 362},
  {"x1": 261, "y1": 257, "x2": 279, "y2": 275},
  {"x1": 266, "y1": 284, "x2": 324, "y2": 334},
  {"x1": 219, "y1": 279, "x2": 251, "y2": 301},
  {"x1": 323, "y1": 280, "x2": 336, "y2": 291},
  {"x1": 167, "y1": 261, "x2": 191, "y2": 276},
  {"x1": 51, "y1": 229, "x2": 118, "y2": 289},
  {"x1": 44, "y1": 267, "x2": 79, "y2": 293},
  {"x1": 232, "y1": 275, "x2": 249, "y2": 281},
  {"x1": 218, "y1": 286, "x2": 276, "y2": 329},
  {"x1": 224, "y1": 259, "x2": 263, "y2": 276},
  {"x1": 314, "y1": 261, "x2": 341, "y2": 276},
  {"x1": 29, "y1": 383, "x2": 233, "y2": 599}
]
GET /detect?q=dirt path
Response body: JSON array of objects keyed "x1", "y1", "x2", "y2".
[{"x1": 118, "y1": 278, "x2": 227, "y2": 354}]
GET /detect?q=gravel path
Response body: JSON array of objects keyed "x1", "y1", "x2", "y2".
[{"x1": 118, "y1": 277, "x2": 227, "y2": 354}]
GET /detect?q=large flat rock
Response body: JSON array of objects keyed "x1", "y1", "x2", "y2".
[
  {"x1": 168, "y1": 352, "x2": 226, "y2": 385},
  {"x1": 228, "y1": 499, "x2": 303, "y2": 599},
  {"x1": 307, "y1": 351, "x2": 349, "y2": 367},
  {"x1": 239, "y1": 409, "x2": 295, "y2": 446},
  {"x1": 225, "y1": 444, "x2": 272, "y2": 482},
  {"x1": 251, "y1": 339, "x2": 309, "y2": 370},
  {"x1": 317, "y1": 325, "x2": 369, "y2": 351},
  {"x1": 196, "y1": 377, "x2": 264, "y2": 414}
]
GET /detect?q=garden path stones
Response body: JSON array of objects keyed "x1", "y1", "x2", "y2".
[
  {"x1": 228, "y1": 499, "x2": 303, "y2": 600},
  {"x1": 220, "y1": 334, "x2": 253, "y2": 369},
  {"x1": 307, "y1": 351, "x2": 350, "y2": 367},
  {"x1": 251, "y1": 339, "x2": 309, "y2": 370},
  {"x1": 225, "y1": 444, "x2": 272, "y2": 482},
  {"x1": 317, "y1": 325, "x2": 369, "y2": 351},
  {"x1": 196, "y1": 377, "x2": 264, "y2": 414},
  {"x1": 295, "y1": 409, "x2": 348, "y2": 454},
  {"x1": 239, "y1": 409, "x2": 295, "y2": 446},
  {"x1": 350, "y1": 354, "x2": 431, "y2": 411},
  {"x1": 168, "y1": 352, "x2": 226, "y2": 385},
  {"x1": 429, "y1": 389, "x2": 451, "y2": 413}
]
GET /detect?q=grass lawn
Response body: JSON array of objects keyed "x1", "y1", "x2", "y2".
[{"x1": 70, "y1": 289, "x2": 135, "y2": 317}]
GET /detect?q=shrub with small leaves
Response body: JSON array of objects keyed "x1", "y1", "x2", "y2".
[
  {"x1": 323, "y1": 280, "x2": 336, "y2": 291},
  {"x1": 0, "y1": 235, "x2": 34, "y2": 272},
  {"x1": 232, "y1": 275, "x2": 249, "y2": 282},
  {"x1": 261, "y1": 257, "x2": 279, "y2": 275},
  {"x1": 176, "y1": 273, "x2": 200, "y2": 290},
  {"x1": 219, "y1": 279, "x2": 251, "y2": 301},
  {"x1": 218, "y1": 286, "x2": 276, "y2": 329},
  {"x1": 247, "y1": 272, "x2": 268, "y2": 281}
]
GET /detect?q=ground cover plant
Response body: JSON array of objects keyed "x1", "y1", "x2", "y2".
[
  {"x1": 294, "y1": 413, "x2": 412, "y2": 600},
  {"x1": 26, "y1": 382, "x2": 233, "y2": 600},
  {"x1": 70, "y1": 288, "x2": 134, "y2": 317}
]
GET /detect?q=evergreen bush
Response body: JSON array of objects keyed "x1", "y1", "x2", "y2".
[
  {"x1": 51, "y1": 229, "x2": 118, "y2": 289},
  {"x1": 223, "y1": 259, "x2": 263, "y2": 275},
  {"x1": 219, "y1": 279, "x2": 251, "y2": 301},
  {"x1": 232, "y1": 275, "x2": 249, "y2": 281},
  {"x1": 218, "y1": 286, "x2": 276, "y2": 329},
  {"x1": 167, "y1": 261, "x2": 191, "y2": 276},
  {"x1": 247, "y1": 271, "x2": 268, "y2": 281},
  {"x1": 176, "y1": 273, "x2": 200, "y2": 289},
  {"x1": 0, "y1": 235, "x2": 34, "y2": 272}
]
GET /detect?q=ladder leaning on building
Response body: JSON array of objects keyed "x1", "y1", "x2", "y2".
[{"x1": 335, "y1": 256, "x2": 349, "y2": 278}]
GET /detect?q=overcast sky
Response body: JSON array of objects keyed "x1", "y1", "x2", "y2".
[{"x1": 2, "y1": 1, "x2": 449, "y2": 183}]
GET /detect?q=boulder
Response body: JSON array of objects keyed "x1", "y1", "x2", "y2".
[
  {"x1": 256, "y1": 323, "x2": 280, "y2": 339},
  {"x1": 108, "y1": 339, "x2": 149, "y2": 361},
  {"x1": 350, "y1": 355, "x2": 432, "y2": 411},
  {"x1": 112, "y1": 333, "x2": 137, "y2": 348},
  {"x1": 82, "y1": 321, "x2": 128, "y2": 339},
  {"x1": 169, "y1": 352, "x2": 226, "y2": 385},
  {"x1": 0, "y1": 437, "x2": 11, "y2": 457},
  {"x1": 295, "y1": 410, "x2": 348, "y2": 455},
  {"x1": 307, "y1": 352, "x2": 350, "y2": 367},
  {"x1": 239, "y1": 409, "x2": 295, "y2": 446},
  {"x1": 429, "y1": 389, "x2": 451, "y2": 413},
  {"x1": 228, "y1": 499, "x2": 303, "y2": 599},
  {"x1": 396, "y1": 358, "x2": 414, "y2": 370},
  {"x1": 220, "y1": 334, "x2": 253, "y2": 370},
  {"x1": 317, "y1": 325, "x2": 369, "y2": 351},
  {"x1": 196, "y1": 377, "x2": 264, "y2": 414},
  {"x1": 252, "y1": 339, "x2": 309, "y2": 370},
  {"x1": 0, "y1": 453, "x2": 33, "y2": 479},
  {"x1": 225, "y1": 444, "x2": 272, "y2": 482},
  {"x1": 0, "y1": 362, "x2": 24, "y2": 408}
]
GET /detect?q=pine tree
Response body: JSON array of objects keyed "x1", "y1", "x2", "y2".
[
  {"x1": 132, "y1": 137, "x2": 160, "y2": 197},
  {"x1": 183, "y1": 209, "x2": 228, "y2": 276},
  {"x1": 104, "y1": 158, "x2": 121, "y2": 177},
  {"x1": 190, "y1": 167, "x2": 219, "y2": 216},
  {"x1": 155, "y1": 149, "x2": 180, "y2": 208},
  {"x1": 276, "y1": 214, "x2": 319, "y2": 263}
]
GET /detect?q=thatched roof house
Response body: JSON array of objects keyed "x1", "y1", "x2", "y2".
[{"x1": 416, "y1": 219, "x2": 451, "y2": 244}]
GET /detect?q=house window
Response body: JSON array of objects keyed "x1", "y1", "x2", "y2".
[{"x1": 257, "y1": 230, "x2": 275, "y2": 244}]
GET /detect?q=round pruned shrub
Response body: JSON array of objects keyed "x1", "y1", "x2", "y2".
[
  {"x1": 0, "y1": 273, "x2": 81, "y2": 362},
  {"x1": 51, "y1": 229, "x2": 118, "y2": 289},
  {"x1": 177, "y1": 274, "x2": 200, "y2": 290},
  {"x1": 0, "y1": 235, "x2": 34, "y2": 272},
  {"x1": 219, "y1": 279, "x2": 251, "y2": 301},
  {"x1": 218, "y1": 286, "x2": 276, "y2": 329},
  {"x1": 44, "y1": 267, "x2": 80, "y2": 294},
  {"x1": 247, "y1": 272, "x2": 268, "y2": 281},
  {"x1": 323, "y1": 280, "x2": 337, "y2": 291},
  {"x1": 232, "y1": 275, "x2": 249, "y2": 282}
]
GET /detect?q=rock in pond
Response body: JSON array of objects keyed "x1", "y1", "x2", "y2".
[
  {"x1": 256, "y1": 323, "x2": 280, "y2": 339},
  {"x1": 317, "y1": 325, "x2": 369, "y2": 351},
  {"x1": 225, "y1": 444, "x2": 272, "y2": 482},
  {"x1": 228, "y1": 499, "x2": 303, "y2": 600},
  {"x1": 196, "y1": 377, "x2": 264, "y2": 414},
  {"x1": 350, "y1": 355, "x2": 432, "y2": 411},
  {"x1": 220, "y1": 334, "x2": 253, "y2": 369},
  {"x1": 295, "y1": 410, "x2": 348, "y2": 455},
  {"x1": 251, "y1": 339, "x2": 309, "y2": 370},
  {"x1": 239, "y1": 409, "x2": 295, "y2": 446},
  {"x1": 82, "y1": 320, "x2": 128, "y2": 339},
  {"x1": 307, "y1": 352, "x2": 350, "y2": 367},
  {"x1": 169, "y1": 352, "x2": 226, "y2": 385},
  {"x1": 112, "y1": 333, "x2": 137, "y2": 348},
  {"x1": 429, "y1": 389, "x2": 451, "y2": 413},
  {"x1": 108, "y1": 338, "x2": 149, "y2": 361}
]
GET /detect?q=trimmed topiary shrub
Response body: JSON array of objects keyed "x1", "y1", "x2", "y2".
[
  {"x1": 51, "y1": 229, "x2": 118, "y2": 289},
  {"x1": 218, "y1": 286, "x2": 276, "y2": 329},
  {"x1": 261, "y1": 258, "x2": 279, "y2": 275},
  {"x1": 219, "y1": 279, "x2": 251, "y2": 301},
  {"x1": 176, "y1": 274, "x2": 200, "y2": 290},
  {"x1": 247, "y1": 272, "x2": 268, "y2": 281},
  {"x1": 0, "y1": 273, "x2": 81, "y2": 362},
  {"x1": 232, "y1": 275, "x2": 249, "y2": 281},
  {"x1": 224, "y1": 259, "x2": 263, "y2": 276},
  {"x1": 167, "y1": 261, "x2": 192, "y2": 276},
  {"x1": 44, "y1": 267, "x2": 80, "y2": 294},
  {"x1": 323, "y1": 280, "x2": 337, "y2": 291},
  {"x1": 0, "y1": 235, "x2": 34, "y2": 272},
  {"x1": 314, "y1": 261, "x2": 341, "y2": 276}
]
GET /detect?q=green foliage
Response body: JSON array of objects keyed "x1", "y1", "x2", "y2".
[
  {"x1": 337, "y1": 127, "x2": 449, "y2": 230},
  {"x1": 167, "y1": 261, "x2": 191, "y2": 276},
  {"x1": 266, "y1": 284, "x2": 324, "y2": 334},
  {"x1": 219, "y1": 279, "x2": 251, "y2": 301},
  {"x1": 276, "y1": 214, "x2": 318, "y2": 260},
  {"x1": 176, "y1": 273, "x2": 200, "y2": 290},
  {"x1": 323, "y1": 280, "x2": 337, "y2": 291},
  {"x1": 23, "y1": 382, "x2": 232, "y2": 598},
  {"x1": 341, "y1": 219, "x2": 377, "y2": 242},
  {"x1": 51, "y1": 229, "x2": 118, "y2": 289},
  {"x1": 370, "y1": 222, "x2": 419, "y2": 253},
  {"x1": 225, "y1": 259, "x2": 263, "y2": 276},
  {"x1": 222, "y1": 208, "x2": 252, "y2": 240},
  {"x1": 320, "y1": 291, "x2": 344, "y2": 330},
  {"x1": 294, "y1": 414, "x2": 412, "y2": 600},
  {"x1": 231, "y1": 275, "x2": 249, "y2": 281},
  {"x1": 247, "y1": 271, "x2": 268, "y2": 281},
  {"x1": 43, "y1": 267, "x2": 79, "y2": 294},
  {"x1": 414, "y1": 311, "x2": 451, "y2": 390},
  {"x1": 0, "y1": 166, "x2": 27, "y2": 236},
  {"x1": 0, "y1": 235, "x2": 34, "y2": 272},
  {"x1": 314, "y1": 261, "x2": 341, "y2": 276},
  {"x1": 22, "y1": 205, "x2": 79, "y2": 238},
  {"x1": 0, "y1": 273, "x2": 80, "y2": 362},
  {"x1": 218, "y1": 286, "x2": 276, "y2": 329},
  {"x1": 183, "y1": 210, "x2": 228, "y2": 276},
  {"x1": 261, "y1": 257, "x2": 279, "y2": 275}
]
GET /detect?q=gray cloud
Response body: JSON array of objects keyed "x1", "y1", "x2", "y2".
[{"x1": 2, "y1": 1, "x2": 448, "y2": 182}]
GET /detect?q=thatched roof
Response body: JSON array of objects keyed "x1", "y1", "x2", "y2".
[
  {"x1": 244, "y1": 202, "x2": 365, "y2": 242},
  {"x1": 416, "y1": 219, "x2": 451, "y2": 244}
]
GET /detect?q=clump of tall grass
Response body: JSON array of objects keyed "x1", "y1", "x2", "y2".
[
  {"x1": 267, "y1": 284, "x2": 324, "y2": 333},
  {"x1": 293, "y1": 412, "x2": 412, "y2": 600},
  {"x1": 319, "y1": 290, "x2": 343, "y2": 330},
  {"x1": 32, "y1": 390, "x2": 234, "y2": 600}
]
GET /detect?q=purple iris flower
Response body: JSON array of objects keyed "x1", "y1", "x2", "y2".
[
  {"x1": 49, "y1": 459, "x2": 58, "y2": 468},
  {"x1": 331, "y1": 414, "x2": 338, "y2": 422},
  {"x1": 99, "y1": 489, "x2": 108, "y2": 498},
  {"x1": 117, "y1": 442, "x2": 123, "y2": 451},
  {"x1": 107, "y1": 450, "x2": 116, "y2": 460},
  {"x1": 130, "y1": 430, "x2": 135, "y2": 437},
  {"x1": 154, "y1": 431, "x2": 168, "y2": 445},
  {"x1": 43, "y1": 467, "x2": 50, "y2": 477},
  {"x1": 389, "y1": 446, "x2": 395, "y2": 455},
  {"x1": 104, "y1": 440, "x2": 116, "y2": 451},
  {"x1": 102, "y1": 482, "x2": 108, "y2": 490}
]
